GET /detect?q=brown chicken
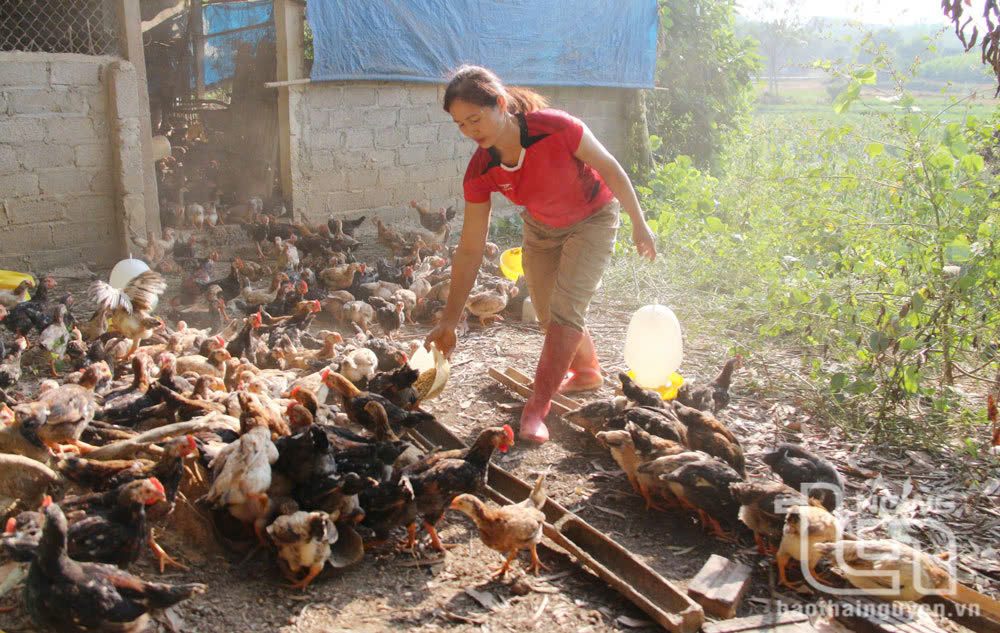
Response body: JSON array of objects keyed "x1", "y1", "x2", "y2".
[
  {"x1": 24, "y1": 502, "x2": 205, "y2": 633},
  {"x1": 729, "y1": 479, "x2": 809, "y2": 555},
  {"x1": 674, "y1": 355, "x2": 741, "y2": 413},
  {"x1": 450, "y1": 473, "x2": 547, "y2": 578},
  {"x1": 372, "y1": 217, "x2": 409, "y2": 256},
  {"x1": 14, "y1": 362, "x2": 112, "y2": 455},
  {"x1": 400, "y1": 425, "x2": 514, "y2": 551},
  {"x1": 671, "y1": 402, "x2": 745, "y2": 476},
  {"x1": 266, "y1": 510, "x2": 339, "y2": 590},
  {"x1": 90, "y1": 270, "x2": 168, "y2": 359},
  {"x1": 239, "y1": 390, "x2": 291, "y2": 437}
]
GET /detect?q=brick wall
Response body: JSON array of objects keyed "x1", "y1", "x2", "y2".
[
  {"x1": 0, "y1": 52, "x2": 139, "y2": 272},
  {"x1": 291, "y1": 81, "x2": 630, "y2": 229}
]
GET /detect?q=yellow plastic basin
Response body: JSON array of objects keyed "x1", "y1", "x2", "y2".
[
  {"x1": 499, "y1": 247, "x2": 523, "y2": 281},
  {"x1": 0, "y1": 270, "x2": 34, "y2": 295},
  {"x1": 625, "y1": 370, "x2": 684, "y2": 400}
]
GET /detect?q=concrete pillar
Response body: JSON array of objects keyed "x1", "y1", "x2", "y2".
[
  {"x1": 116, "y1": 0, "x2": 160, "y2": 253},
  {"x1": 275, "y1": 0, "x2": 305, "y2": 212},
  {"x1": 107, "y1": 61, "x2": 147, "y2": 258}
]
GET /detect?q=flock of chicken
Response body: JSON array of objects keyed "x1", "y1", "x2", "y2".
[
  {"x1": 0, "y1": 197, "x2": 535, "y2": 632},
  {"x1": 563, "y1": 360, "x2": 991, "y2": 608}
]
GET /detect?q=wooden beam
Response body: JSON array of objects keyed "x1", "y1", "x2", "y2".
[
  {"x1": 191, "y1": 0, "x2": 205, "y2": 98},
  {"x1": 274, "y1": 0, "x2": 304, "y2": 210},
  {"x1": 115, "y1": 0, "x2": 160, "y2": 248},
  {"x1": 141, "y1": 0, "x2": 186, "y2": 33}
]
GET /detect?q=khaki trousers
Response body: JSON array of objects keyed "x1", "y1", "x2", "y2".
[{"x1": 520, "y1": 199, "x2": 620, "y2": 332}]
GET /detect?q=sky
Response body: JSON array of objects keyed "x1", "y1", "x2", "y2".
[{"x1": 736, "y1": 0, "x2": 958, "y2": 26}]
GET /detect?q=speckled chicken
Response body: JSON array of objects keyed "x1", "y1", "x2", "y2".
[
  {"x1": 400, "y1": 426, "x2": 514, "y2": 551},
  {"x1": 24, "y1": 502, "x2": 205, "y2": 633}
]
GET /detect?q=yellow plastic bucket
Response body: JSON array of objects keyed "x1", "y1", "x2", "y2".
[
  {"x1": 0, "y1": 270, "x2": 34, "y2": 294},
  {"x1": 626, "y1": 370, "x2": 684, "y2": 400},
  {"x1": 499, "y1": 247, "x2": 523, "y2": 281}
]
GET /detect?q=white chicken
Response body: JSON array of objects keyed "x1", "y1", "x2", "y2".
[
  {"x1": 337, "y1": 347, "x2": 378, "y2": 386},
  {"x1": 205, "y1": 425, "x2": 279, "y2": 542},
  {"x1": 342, "y1": 300, "x2": 374, "y2": 329}
]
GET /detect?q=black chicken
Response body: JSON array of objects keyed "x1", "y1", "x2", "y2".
[
  {"x1": 761, "y1": 443, "x2": 844, "y2": 510},
  {"x1": 24, "y1": 502, "x2": 205, "y2": 633},
  {"x1": 618, "y1": 372, "x2": 668, "y2": 409},
  {"x1": 333, "y1": 213, "x2": 367, "y2": 237},
  {"x1": 322, "y1": 370, "x2": 434, "y2": 433}
]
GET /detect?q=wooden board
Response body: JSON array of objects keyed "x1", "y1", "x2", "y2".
[
  {"x1": 686, "y1": 554, "x2": 753, "y2": 619},
  {"x1": 487, "y1": 366, "x2": 584, "y2": 417},
  {"x1": 703, "y1": 611, "x2": 815, "y2": 633}
]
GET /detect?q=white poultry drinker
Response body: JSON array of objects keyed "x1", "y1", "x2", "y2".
[
  {"x1": 623, "y1": 304, "x2": 683, "y2": 389},
  {"x1": 109, "y1": 257, "x2": 150, "y2": 290}
]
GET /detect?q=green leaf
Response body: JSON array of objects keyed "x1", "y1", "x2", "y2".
[
  {"x1": 865, "y1": 143, "x2": 884, "y2": 157},
  {"x1": 832, "y1": 83, "x2": 860, "y2": 114},
  {"x1": 704, "y1": 216, "x2": 724, "y2": 232},
  {"x1": 911, "y1": 292, "x2": 925, "y2": 313},
  {"x1": 830, "y1": 372, "x2": 848, "y2": 392},
  {"x1": 960, "y1": 153, "x2": 984, "y2": 176},
  {"x1": 853, "y1": 68, "x2": 877, "y2": 85}
]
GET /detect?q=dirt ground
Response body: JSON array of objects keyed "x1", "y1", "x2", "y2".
[{"x1": 0, "y1": 238, "x2": 998, "y2": 633}]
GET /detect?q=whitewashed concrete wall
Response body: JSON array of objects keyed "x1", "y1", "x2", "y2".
[{"x1": 290, "y1": 81, "x2": 629, "y2": 229}]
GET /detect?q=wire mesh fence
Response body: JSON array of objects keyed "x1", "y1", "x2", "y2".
[{"x1": 0, "y1": 0, "x2": 121, "y2": 56}]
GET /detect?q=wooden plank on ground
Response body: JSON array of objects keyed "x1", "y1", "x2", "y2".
[
  {"x1": 703, "y1": 611, "x2": 814, "y2": 633},
  {"x1": 487, "y1": 367, "x2": 580, "y2": 417},
  {"x1": 686, "y1": 554, "x2": 753, "y2": 619},
  {"x1": 504, "y1": 366, "x2": 584, "y2": 412}
]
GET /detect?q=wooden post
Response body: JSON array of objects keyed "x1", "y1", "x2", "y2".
[
  {"x1": 192, "y1": 0, "x2": 205, "y2": 98},
  {"x1": 115, "y1": 0, "x2": 160, "y2": 250},
  {"x1": 274, "y1": 0, "x2": 305, "y2": 211}
]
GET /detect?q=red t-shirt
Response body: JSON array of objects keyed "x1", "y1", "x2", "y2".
[{"x1": 462, "y1": 109, "x2": 615, "y2": 228}]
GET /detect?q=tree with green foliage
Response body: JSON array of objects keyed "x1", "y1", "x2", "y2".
[{"x1": 647, "y1": 0, "x2": 761, "y2": 171}]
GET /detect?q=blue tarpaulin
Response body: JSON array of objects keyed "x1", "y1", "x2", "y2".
[
  {"x1": 201, "y1": 0, "x2": 274, "y2": 87},
  {"x1": 306, "y1": 0, "x2": 658, "y2": 88}
]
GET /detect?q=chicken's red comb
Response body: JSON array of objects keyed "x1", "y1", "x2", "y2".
[
  {"x1": 4, "y1": 518, "x2": 16, "y2": 534},
  {"x1": 290, "y1": 386, "x2": 300, "y2": 396},
  {"x1": 41, "y1": 495, "x2": 52, "y2": 508},
  {"x1": 185, "y1": 435, "x2": 197, "y2": 451},
  {"x1": 321, "y1": 368, "x2": 330, "y2": 380},
  {"x1": 149, "y1": 477, "x2": 166, "y2": 495},
  {"x1": 286, "y1": 401, "x2": 298, "y2": 413},
  {"x1": 312, "y1": 300, "x2": 321, "y2": 312},
  {"x1": 503, "y1": 424, "x2": 514, "y2": 443},
  {"x1": 252, "y1": 312, "x2": 262, "y2": 326},
  {"x1": 215, "y1": 335, "x2": 225, "y2": 346}
]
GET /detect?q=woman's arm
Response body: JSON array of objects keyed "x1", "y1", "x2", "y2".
[
  {"x1": 424, "y1": 199, "x2": 492, "y2": 357},
  {"x1": 574, "y1": 127, "x2": 656, "y2": 262}
]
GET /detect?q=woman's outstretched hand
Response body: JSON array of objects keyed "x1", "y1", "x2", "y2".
[
  {"x1": 424, "y1": 322, "x2": 458, "y2": 359},
  {"x1": 633, "y1": 218, "x2": 657, "y2": 262}
]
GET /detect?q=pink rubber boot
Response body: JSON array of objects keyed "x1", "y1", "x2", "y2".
[
  {"x1": 559, "y1": 327, "x2": 604, "y2": 393},
  {"x1": 520, "y1": 323, "x2": 584, "y2": 444}
]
